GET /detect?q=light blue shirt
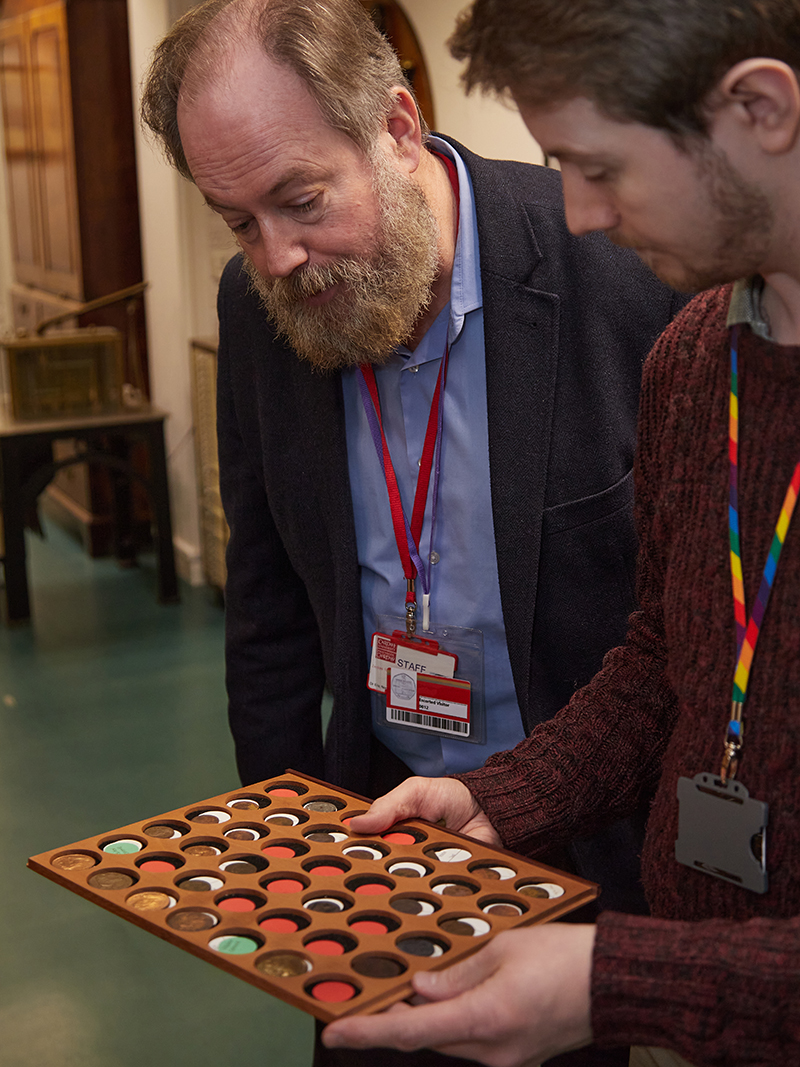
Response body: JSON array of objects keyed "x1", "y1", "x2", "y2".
[{"x1": 341, "y1": 138, "x2": 526, "y2": 776}]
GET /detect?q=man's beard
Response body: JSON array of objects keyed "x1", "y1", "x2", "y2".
[
  {"x1": 613, "y1": 142, "x2": 774, "y2": 293},
  {"x1": 243, "y1": 152, "x2": 441, "y2": 372}
]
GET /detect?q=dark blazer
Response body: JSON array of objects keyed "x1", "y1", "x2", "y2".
[{"x1": 216, "y1": 140, "x2": 686, "y2": 909}]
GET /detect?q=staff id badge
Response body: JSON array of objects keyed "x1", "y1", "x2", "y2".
[
  {"x1": 675, "y1": 773, "x2": 768, "y2": 894},
  {"x1": 368, "y1": 618, "x2": 486, "y2": 745}
]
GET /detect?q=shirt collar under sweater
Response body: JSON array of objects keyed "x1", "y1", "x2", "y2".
[{"x1": 727, "y1": 276, "x2": 773, "y2": 341}]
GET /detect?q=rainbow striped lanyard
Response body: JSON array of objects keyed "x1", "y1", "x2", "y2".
[{"x1": 723, "y1": 324, "x2": 800, "y2": 783}]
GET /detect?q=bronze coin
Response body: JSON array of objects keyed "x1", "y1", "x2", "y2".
[
  {"x1": 229, "y1": 800, "x2": 258, "y2": 810},
  {"x1": 305, "y1": 832, "x2": 335, "y2": 843},
  {"x1": 167, "y1": 910, "x2": 218, "y2": 931},
  {"x1": 352, "y1": 955, "x2": 405, "y2": 978},
  {"x1": 183, "y1": 844, "x2": 219, "y2": 856},
  {"x1": 391, "y1": 866, "x2": 424, "y2": 879},
  {"x1": 146, "y1": 825, "x2": 178, "y2": 839},
  {"x1": 225, "y1": 830, "x2": 257, "y2": 841},
  {"x1": 391, "y1": 898, "x2": 423, "y2": 915},
  {"x1": 266, "y1": 816, "x2": 295, "y2": 827},
  {"x1": 474, "y1": 866, "x2": 500, "y2": 880},
  {"x1": 440, "y1": 884, "x2": 473, "y2": 896},
  {"x1": 255, "y1": 952, "x2": 310, "y2": 978},
  {"x1": 192, "y1": 815, "x2": 220, "y2": 824},
  {"x1": 483, "y1": 903, "x2": 520, "y2": 916},
  {"x1": 52, "y1": 853, "x2": 96, "y2": 871},
  {"x1": 345, "y1": 848, "x2": 379, "y2": 861},
  {"x1": 518, "y1": 885, "x2": 549, "y2": 899},
  {"x1": 88, "y1": 870, "x2": 135, "y2": 890},
  {"x1": 129, "y1": 891, "x2": 173, "y2": 911},
  {"x1": 223, "y1": 861, "x2": 258, "y2": 875},
  {"x1": 439, "y1": 919, "x2": 475, "y2": 937},
  {"x1": 304, "y1": 801, "x2": 338, "y2": 813}
]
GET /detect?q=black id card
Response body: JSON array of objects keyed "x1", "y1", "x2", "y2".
[{"x1": 675, "y1": 773, "x2": 768, "y2": 894}]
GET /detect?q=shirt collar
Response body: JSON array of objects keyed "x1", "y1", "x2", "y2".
[{"x1": 727, "y1": 276, "x2": 773, "y2": 341}]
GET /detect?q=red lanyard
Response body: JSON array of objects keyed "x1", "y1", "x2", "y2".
[{"x1": 357, "y1": 151, "x2": 459, "y2": 635}]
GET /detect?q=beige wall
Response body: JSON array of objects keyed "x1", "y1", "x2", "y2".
[{"x1": 126, "y1": 0, "x2": 545, "y2": 583}]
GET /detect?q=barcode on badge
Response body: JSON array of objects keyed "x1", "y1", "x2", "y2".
[{"x1": 387, "y1": 708, "x2": 471, "y2": 735}]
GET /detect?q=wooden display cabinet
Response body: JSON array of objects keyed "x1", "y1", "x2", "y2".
[{"x1": 0, "y1": 0, "x2": 150, "y2": 555}]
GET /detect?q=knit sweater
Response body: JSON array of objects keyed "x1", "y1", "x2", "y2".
[{"x1": 457, "y1": 286, "x2": 800, "y2": 1067}]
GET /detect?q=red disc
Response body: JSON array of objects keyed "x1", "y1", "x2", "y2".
[
  {"x1": 354, "y1": 882, "x2": 391, "y2": 895},
  {"x1": 139, "y1": 859, "x2": 176, "y2": 872},
  {"x1": 218, "y1": 896, "x2": 257, "y2": 912},
  {"x1": 267, "y1": 879, "x2": 305, "y2": 893},
  {"x1": 306, "y1": 938, "x2": 345, "y2": 956},
  {"x1": 268, "y1": 788, "x2": 300, "y2": 797},
  {"x1": 312, "y1": 980, "x2": 356, "y2": 1003},
  {"x1": 259, "y1": 916, "x2": 300, "y2": 933},
  {"x1": 308, "y1": 865, "x2": 344, "y2": 877},
  {"x1": 262, "y1": 845, "x2": 296, "y2": 858},
  {"x1": 349, "y1": 920, "x2": 387, "y2": 935},
  {"x1": 382, "y1": 832, "x2": 415, "y2": 845}
]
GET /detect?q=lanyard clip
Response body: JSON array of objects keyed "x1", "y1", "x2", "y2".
[
  {"x1": 405, "y1": 578, "x2": 417, "y2": 636},
  {"x1": 720, "y1": 700, "x2": 744, "y2": 785}
]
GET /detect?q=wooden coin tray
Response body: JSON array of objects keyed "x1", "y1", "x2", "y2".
[{"x1": 28, "y1": 771, "x2": 598, "y2": 1021}]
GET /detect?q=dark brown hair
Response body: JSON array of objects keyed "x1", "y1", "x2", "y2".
[
  {"x1": 141, "y1": 0, "x2": 426, "y2": 181},
  {"x1": 449, "y1": 0, "x2": 800, "y2": 137}
]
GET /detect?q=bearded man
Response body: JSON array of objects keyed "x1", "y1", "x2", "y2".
[{"x1": 142, "y1": 11, "x2": 684, "y2": 1064}]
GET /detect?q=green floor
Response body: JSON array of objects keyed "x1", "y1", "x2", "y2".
[{"x1": 0, "y1": 520, "x2": 314, "y2": 1067}]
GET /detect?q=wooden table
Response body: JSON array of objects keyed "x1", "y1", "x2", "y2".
[{"x1": 0, "y1": 406, "x2": 178, "y2": 623}]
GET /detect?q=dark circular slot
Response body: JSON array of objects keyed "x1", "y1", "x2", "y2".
[
  {"x1": 136, "y1": 854, "x2": 184, "y2": 873},
  {"x1": 424, "y1": 844, "x2": 473, "y2": 864},
  {"x1": 351, "y1": 953, "x2": 407, "y2": 979},
  {"x1": 348, "y1": 912, "x2": 400, "y2": 935},
  {"x1": 258, "y1": 910, "x2": 311, "y2": 934},
  {"x1": 303, "y1": 857, "x2": 351, "y2": 877},
  {"x1": 185, "y1": 808, "x2": 232, "y2": 825},
  {"x1": 386, "y1": 858, "x2": 431, "y2": 878},
  {"x1": 345, "y1": 874, "x2": 395, "y2": 897},
  {"x1": 223, "y1": 823, "x2": 268, "y2": 842},
  {"x1": 307, "y1": 979, "x2": 360, "y2": 1004},
  {"x1": 303, "y1": 931, "x2": 358, "y2": 956},
  {"x1": 176, "y1": 872, "x2": 225, "y2": 893},
  {"x1": 216, "y1": 891, "x2": 267, "y2": 913},
  {"x1": 381, "y1": 826, "x2": 427, "y2": 845},
  {"x1": 51, "y1": 851, "x2": 98, "y2": 871},
  {"x1": 468, "y1": 862, "x2": 517, "y2": 882},
  {"x1": 390, "y1": 895, "x2": 440, "y2": 917},
  {"x1": 478, "y1": 896, "x2": 528, "y2": 917},
  {"x1": 342, "y1": 842, "x2": 388, "y2": 861},
  {"x1": 181, "y1": 838, "x2": 228, "y2": 856},
  {"x1": 395, "y1": 934, "x2": 449, "y2": 958},
  {"x1": 99, "y1": 837, "x2": 145, "y2": 856},
  {"x1": 219, "y1": 854, "x2": 269, "y2": 875},
  {"x1": 87, "y1": 869, "x2": 137, "y2": 890},
  {"x1": 127, "y1": 889, "x2": 177, "y2": 912},
  {"x1": 167, "y1": 908, "x2": 219, "y2": 931},
  {"x1": 261, "y1": 839, "x2": 309, "y2": 859},
  {"x1": 263, "y1": 810, "x2": 308, "y2": 828},
  {"x1": 439, "y1": 916, "x2": 491, "y2": 937},
  {"x1": 255, "y1": 950, "x2": 312, "y2": 977},
  {"x1": 302, "y1": 893, "x2": 353, "y2": 914},
  {"x1": 303, "y1": 796, "x2": 345, "y2": 813},
  {"x1": 260, "y1": 873, "x2": 309, "y2": 894},
  {"x1": 303, "y1": 825, "x2": 348, "y2": 844},
  {"x1": 264, "y1": 781, "x2": 309, "y2": 799},
  {"x1": 226, "y1": 793, "x2": 271, "y2": 811},
  {"x1": 144, "y1": 822, "x2": 189, "y2": 840}
]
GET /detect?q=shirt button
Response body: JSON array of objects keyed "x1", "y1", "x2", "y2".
[
  {"x1": 429, "y1": 551, "x2": 440, "y2": 565},
  {"x1": 408, "y1": 365, "x2": 420, "y2": 373}
]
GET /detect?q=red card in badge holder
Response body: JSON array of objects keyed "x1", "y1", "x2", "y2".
[
  {"x1": 385, "y1": 667, "x2": 471, "y2": 738},
  {"x1": 368, "y1": 630, "x2": 458, "y2": 695}
]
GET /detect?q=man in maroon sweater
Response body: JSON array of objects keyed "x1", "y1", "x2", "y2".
[{"x1": 323, "y1": 2, "x2": 800, "y2": 1066}]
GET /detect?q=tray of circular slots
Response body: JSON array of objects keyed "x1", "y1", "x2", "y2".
[{"x1": 28, "y1": 769, "x2": 599, "y2": 1021}]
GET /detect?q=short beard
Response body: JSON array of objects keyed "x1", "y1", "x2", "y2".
[{"x1": 243, "y1": 151, "x2": 441, "y2": 372}]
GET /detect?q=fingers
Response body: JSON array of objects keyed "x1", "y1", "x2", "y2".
[{"x1": 350, "y1": 777, "x2": 479, "y2": 834}]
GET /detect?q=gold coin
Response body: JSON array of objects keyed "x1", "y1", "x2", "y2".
[
  {"x1": 255, "y1": 952, "x2": 310, "y2": 978},
  {"x1": 146, "y1": 825, "x2": 179, "y2": 839},
  {"x1": 518, "y1": 885, "x2": 549, "y2": 899},
  {"x1": 52, "y1": 853, "x2": 96, "y2": 871},
  {"x1": 130, "y1": 891, "x2": 173, "y2": 911},
  {"x1": 167, "y1": 910, "x2": 218, "y2": 931},
  {"x1": 304, "y1": 801, "x2": 338, "y2": 813},
  {"x1": 183, "y1": 844, "x2": 219, "y2": 856}
]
